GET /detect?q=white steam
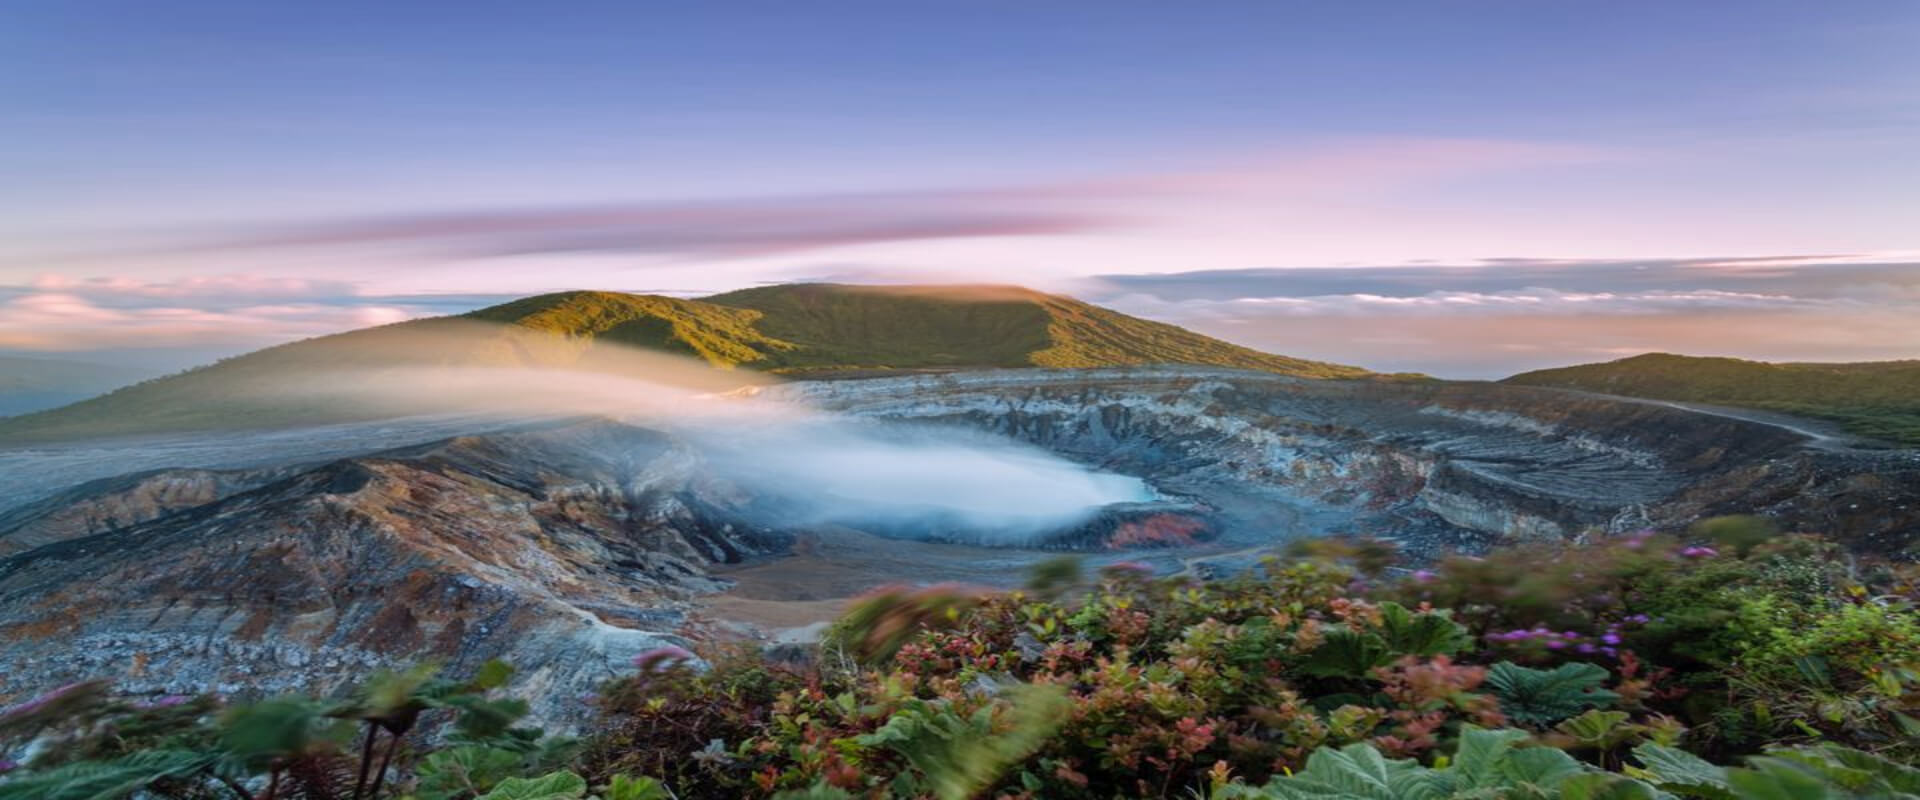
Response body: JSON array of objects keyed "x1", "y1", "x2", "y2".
[
  {"x1": 160, "y1": 321, "x2": 1152, "y2": 539},
  {"x1": 689, "y1": 419, "x2": 1152, "y2": 539}
]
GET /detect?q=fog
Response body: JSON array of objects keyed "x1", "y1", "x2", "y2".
[
  {"x1": 270, "y1": 362, "x2": 1153, "y2": 539},
  {"x1": 1, "y1": 321, "x2": 1151, "y2": 538},
  {"x1": 691, "y1": 419, "x2": 1152, "y2": 540}
]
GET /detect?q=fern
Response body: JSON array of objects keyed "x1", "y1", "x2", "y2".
[
  {"x1": 1484, "y1": 662, "x2": 1621, "y2": 727},
  {"x1": 855, "y1": 683, "x2": 1069, "y2": 800},
  {"x1": 0, "y1": 749, "x2": 214, "y2": 800}
]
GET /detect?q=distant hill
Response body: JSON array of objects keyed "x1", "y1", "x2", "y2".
[
  {"x1": 1504, "y1": 353, "x2": 1920, "y2": 445},
  {"x1": 0, "y1": 356, "x2": 155, "y2": 417},
  {"x1": 0, "y1": 284, "x2": 1371, "y2": 440},
  {"x1": 703, "y1": 284, "x2": 1367, "y2": 376}
]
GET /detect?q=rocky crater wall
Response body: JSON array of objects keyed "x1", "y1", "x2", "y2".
[{"x1": 775, "y1": 368, "x2": 1913, "y2": 554}]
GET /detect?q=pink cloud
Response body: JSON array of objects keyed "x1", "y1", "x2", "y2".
[
  {"x1": 28, "y1": 273, "x2": 357, "y2": 300},
  {"x1": 35, "y1": 136, "x2": 1607, "y2": 270},
  {"x1": 0, "y1": 289, "x2": 425, "y2": 351}
]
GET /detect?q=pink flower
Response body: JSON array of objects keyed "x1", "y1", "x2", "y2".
[
  {"x1": 132, "y1": 694, "x2": 191, "y2": 711},
  {"x1": 1680, "y1": 546, "x2": 1719, "y2": 559},
  {"x1": 633, "y1": 645, "x2": 695, "y2": 672},
  {"x1": 1, "y1": 682, "x2": 88, "y2": 717}
]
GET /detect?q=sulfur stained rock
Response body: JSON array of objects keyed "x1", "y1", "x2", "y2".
[{"x1": 0, "y1": 420, "x2": 789, "y2": 726}]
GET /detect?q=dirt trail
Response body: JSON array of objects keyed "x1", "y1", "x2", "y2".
[{"x1": 1550, "y1": 390, "x2": 1880, "y2": 452}]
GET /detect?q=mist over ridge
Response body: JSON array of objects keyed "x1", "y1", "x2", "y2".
[{"x1": 0, "y1": 283, "x2": 1377, "y2": 443}]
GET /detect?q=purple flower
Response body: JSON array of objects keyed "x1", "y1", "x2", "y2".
[
  {"x1": 1411, "y1": 570, "x2": 1436, "y2": 583},
  {"x1": 1680, "y1": 546, "x2": 1719, "y2": 559},
  {"x1": 1601, "y1": 633, "x2": 1622, "y2": 645},
  {"x1": 0, "y1": 759, "x2": 17, "y2": 774},
  {"x1": 1545, "y1": 640, "x2": 1565, "y2": 649}
]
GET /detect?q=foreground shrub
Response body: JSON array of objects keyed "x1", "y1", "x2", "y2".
[
  {"x1": 3, "y1": 520, "x2": 1915, "y2": 798},
  {"x1": 0, "y1": 662, "x2": 653, "y2": 800}
]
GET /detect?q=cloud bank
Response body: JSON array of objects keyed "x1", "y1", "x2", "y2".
[{"x1": 1081, "y1": 256, "x2": 1920, "y2": 376}]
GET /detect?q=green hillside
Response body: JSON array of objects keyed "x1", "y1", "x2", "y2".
[
  {"x1": 1504, "y1": 352, "x2": 1920, "y2": 444},
  {"x1": 0, "y1": 284, "x2": 1371, "y2": 440},
  {"x1": 704, "y1": 284, "x2": 1369, "y2": 376}
]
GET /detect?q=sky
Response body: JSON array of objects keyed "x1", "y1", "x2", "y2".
[{"x1": 3, "y1": 1, "x2": 1917, "y2": 377}]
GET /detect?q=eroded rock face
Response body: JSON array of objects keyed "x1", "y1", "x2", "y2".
[
  {"x1": 774, "y1": 368, "x2": 1920, "y2": 556},
  {"x1": 1, "y1": 367, "x2": 1913, "y2": 725},
  {"x1": 0, "y1": 466, "x2": 302, "y2": 555},
  {"x1": 0, "y1": 420, "x2": 789, "y2": 724}
]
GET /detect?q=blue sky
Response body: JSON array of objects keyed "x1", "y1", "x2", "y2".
[{"x1": 3, "y1": 1, "x2": 1917, "y2": 375}]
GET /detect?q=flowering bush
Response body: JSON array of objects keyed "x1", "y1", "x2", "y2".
[{"x1": 3, "y1": 519, "x2": 1914, "y2": 799}]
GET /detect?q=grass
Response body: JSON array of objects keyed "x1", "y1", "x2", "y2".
[
  {"x1": 0, "y1": 284, "x2": 1373, "y2": 440},
  {"x1": 1503, "y1": 352, "x2": 1920, "y2": 445}
]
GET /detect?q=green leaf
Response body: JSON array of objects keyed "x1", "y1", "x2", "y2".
[
  {"x1": 771, "y1": 784, "x2": 857, "y2": 800},
  {"x1": 603, "y1": 774, "x2": 673, "y2": 800},
  {"x1": 1377, "y1": 602, "x2": 1471, "y2": 657},
  {"x1": 1256, "y1": 742, "x2": 1425, "y2": 799},
  {"x1": 415, "y1": 745, "x2": 525, "y2": 800},
  {"x1": 1557, "y1": 709, "x2": 1638, "y2": 750},
  {"x1": 1558, "y1": 773, "x2": 1668, "y2": 800},
  {"x1": 1483, "y1": 661, "x2": 1620, "y2": 727},
  {"x1": 1297, "y1": 627, "x2": 1395, "y2": 679},
  {"x1": 1449, "y1": 726, "x2": 1530, "y2": 788},
  {"x1": 439, "y1": 694, "x2": 533, "y2": 743},
  {"x1": 1499, "y1": 745, "x2": 1586, "y2": 789},
  {"x1": 470, "y1": 659, "x2": 516, "y2": 690},
  {"x1": 478, "y1": 770, "x2": 588, "y2": 800},
  {"x1": 1724, "y1": 760, "x2": 1837, "y2": 800},
  {"x1": 1632, "y1": 743, "x2": 1733, "y2": 799},
  {"x1": 855, "y1": 683, "x2": 1070, "y2": 800},
  {"x1": 217, "y1": 697, "x2": 344, "y2": 768},
  {"x1": 1792, "y1": 745, "x2": 1920, "y2": 792}
]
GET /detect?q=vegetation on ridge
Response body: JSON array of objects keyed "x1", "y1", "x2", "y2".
[
  {"x1": 1504, "y1": 353, "x2": 1920, "y2": 445},
  {"x1": 0, "y1": 284, "x2": 1372, "y2": 441},
  {"x1": 703, "y1": 284, "x2": 1370, "y2": 377},
  {"x1": 5, "y1": 518, "x2": 1917, "y2": 798}
]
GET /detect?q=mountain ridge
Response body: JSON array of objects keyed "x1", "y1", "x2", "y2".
[
  {"x1": 0, "y1": 283, "x2": 1376, "y2": 441},
  {"x1": 1503, "y1": 352, "x2": 1920, "y2": 445}
]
